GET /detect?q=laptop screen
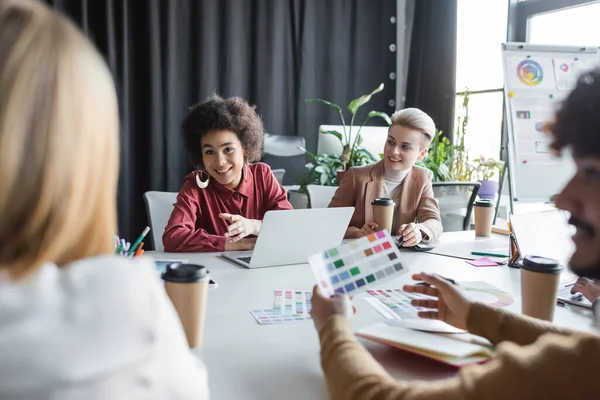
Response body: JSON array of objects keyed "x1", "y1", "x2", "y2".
[{"x1": 509, "y1": 209, "x2": 575, "y2": 270}]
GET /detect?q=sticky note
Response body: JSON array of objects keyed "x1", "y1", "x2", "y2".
[{"x1": 466, "y1": 257, "x2": 499, "y2": 267}]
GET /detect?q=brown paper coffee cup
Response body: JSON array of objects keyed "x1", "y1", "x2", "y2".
[
  {"x1": 372, "y1": 198, "x2": 394, "y2": 233},
  {"x1": 474, "y1": 199, "x2": 495, "y2": 237},
  {"x1": 520, "y1": 256, "x2": 562, "y2": 321},
  {"x1": 162, "y1": 263, "x2": 209, "y2": 348}
]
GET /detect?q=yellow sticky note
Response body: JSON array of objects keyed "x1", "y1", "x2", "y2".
[{"x1": 508, "y1": 91, "x2": 515, "y2": 98}]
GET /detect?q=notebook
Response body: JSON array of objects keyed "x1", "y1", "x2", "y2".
[{"x1": 357, "y1": 323, "x2": 494, "y2": 367}]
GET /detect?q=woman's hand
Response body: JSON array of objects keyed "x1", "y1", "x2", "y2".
[
  {"x1": 571, "y1": 277, "x2": 600, "y2": 302},
  {"x1": 310, "y1": 285, "x2": 355, "y2": 332},
  {"x1": 356, "y1": 221, "x2": 379, "y2": 238},
  {"x1": 398, "y1": 223, "x2": 422, "y2": 247},
  {"x1": 219, "y1": 213, "x2": 261, "y2": 243},
  {"x1": 403, "y1": 272, "x2": 472, "y2": 330},
  {"x1": 223, "y1": 237, "x2": 256, "y2": 251}
]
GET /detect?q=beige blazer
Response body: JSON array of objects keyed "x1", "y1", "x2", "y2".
[{"x1": 329, "y1": 161, "x2": 443, "y2": 241}]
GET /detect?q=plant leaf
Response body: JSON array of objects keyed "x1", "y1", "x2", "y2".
[
  {"x1": 367, "y1": 111, "x2": 392, "y2": 126},
  {"x1": 306, "y1": 98, "x2": 342, "y2": 113},
  {"x1": 347, "y1": 83, "x2": 384, "y2": 116},
  {"x1": 357, "y1": 147, "x2": 377, "y2": 161},
  {"x1": 320, "y1": 173, "x2": 328, "y2": 185},
  {"x1": 319, "y1": 129, "x2": 343, "y2": 142}
]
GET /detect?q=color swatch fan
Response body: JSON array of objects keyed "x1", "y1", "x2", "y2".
[{"x1": 309, "y1": 230, "x2": 408, "y2": 297}]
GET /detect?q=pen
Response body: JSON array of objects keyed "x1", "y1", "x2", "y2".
[
  {"x1": 471, "y1": 251, "x2": 509, "y2": 258},
  {"x1": 127, "y1": 226, "x2": 150, "y2": 256},
  {"x1": 134, "y1": 242, "x2": 144, "y2": 258},
  {"x1": 416, "y1": 276, "x2": 457, "y2": 286}
]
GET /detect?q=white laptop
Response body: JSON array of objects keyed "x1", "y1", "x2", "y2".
[
  {"x1": 510, "y1": 209, "x2": 592, "y2": 309},
  {"x1": 222, "y1": 207, "x2": 354, "y2": 268}
]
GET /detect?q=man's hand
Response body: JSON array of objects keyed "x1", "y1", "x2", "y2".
[
  {"x1": 571, "y1": 277, "x2": 600, "y2": 302},
  {"x1": 403, "y1": 272, "x2": 472, "y2": 330}
]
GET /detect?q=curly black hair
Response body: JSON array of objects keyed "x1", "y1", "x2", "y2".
[
  {"x1": 551, "y1": 68, "x2": 600, "y2": 158},
  {"x1": 181, "y1": 94, "x2": 264, "y2": 168}
]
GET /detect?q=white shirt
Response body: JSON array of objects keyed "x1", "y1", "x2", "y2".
[
  {"x1": 0, "y1": 255, "x2": 209, "y2": 400},
  {"x1": 381, "y1": 165, "x2": 410, "y2": 200}
]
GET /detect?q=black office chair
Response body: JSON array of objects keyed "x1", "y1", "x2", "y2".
[
  {"x1": 432, "y1": 182, "x2": 481, "y2": 232},
  {"x1": 262, "y1": 133, "x2": 306, "y2": 185}
]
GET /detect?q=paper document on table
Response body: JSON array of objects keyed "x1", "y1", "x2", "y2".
[
  {"x1": 250, "y1": 289, "x2": 313, "y2": 325},
  {"x1": 357, "y1": 323, "x2": 493, "y2": 367}
]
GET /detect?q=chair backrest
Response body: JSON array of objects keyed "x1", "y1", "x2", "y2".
[
  {"x1": 271, "y1": 168, "x2": 285, "y2": 185},
  {"x1": 306, "y1": 184, "x2": 339, "y2": 209},
  {"x1": 262, "y1": 133, "x2": 306, "y2": 185},
  {"x1": 432, "y1": 182, "x2": 480, "y2": 232},
  {"x1": 143, "y1": 191, "x2": 178, "y2": 251}
]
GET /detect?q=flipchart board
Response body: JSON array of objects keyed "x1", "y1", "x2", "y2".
[{"x1": 502, "y1": 43, "x2": 600, "y2": 201}]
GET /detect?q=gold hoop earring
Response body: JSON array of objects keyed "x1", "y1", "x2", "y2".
[{"x1": 196, "y1": 170, "x2": 209, "y2": 189}]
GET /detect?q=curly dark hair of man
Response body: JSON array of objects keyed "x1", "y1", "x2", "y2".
[
  {"x1": 551, "y1": 68, "x2": 600, "y2": 158},
  {"x1": 181, "y1": 94, "x2": 264, "y2": 168}
]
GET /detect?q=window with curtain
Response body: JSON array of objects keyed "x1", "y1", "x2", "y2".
[{"x1": 455, "y1": 0, "x2": 508, "y2": 161}]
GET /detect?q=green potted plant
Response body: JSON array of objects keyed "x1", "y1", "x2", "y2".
[
  {"x1": 288, "y1": 151, "x2": 342, "y2": 209},
  {"x1": 417, "y1": 129, "x2": 453, "y2": 182},
  {"x1": 471, "y1": 156, "x2": 504, "y2": 199},
  {"x1": 305, "y1": 83, "x2": 391, "y2": 184},
  {"x1": 417, "y1": 89, "x2": 474, "y2": 183}
]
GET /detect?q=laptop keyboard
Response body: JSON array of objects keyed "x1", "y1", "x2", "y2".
[{"x1": 238, "y1": 256, "x2": 252, "y2": 264}]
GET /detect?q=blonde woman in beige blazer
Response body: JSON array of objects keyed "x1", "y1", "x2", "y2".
[{"x1": 329, "y1": 108, "x2": 443, "y2": 245}]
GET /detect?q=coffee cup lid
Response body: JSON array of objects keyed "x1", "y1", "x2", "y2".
[
  {"x1": 161, "y1": 263, "x2": 209, "y2": 283},
  {"x1": 372, "y1": 197, "x2": 394, "y2": 206},
  {"x1": 474, "y1": 199, "x2": 494, "y2": 207},
  {"x1": 521, "y1": 255, "x2": 563, "y2": 274}
]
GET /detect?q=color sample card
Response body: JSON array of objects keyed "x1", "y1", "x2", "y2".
[
  {"x1": 364, "y1": 289, "x2": 437, "y2": 320},
  {"x1": 309, "y1": 230, "x2": 408, "y2": 297},
  {"x1": 250, "y1": 290, "x2": 313, "y2": 325},
  {"x1": 250, "y1": 309, "x2": 312, "y2": 325},
  {"x1": 460, "y1": 281, "x2": 514, "y2": 307},
  {"x1": 272, "y1": 290, "x2": 312, "y2": 315}
]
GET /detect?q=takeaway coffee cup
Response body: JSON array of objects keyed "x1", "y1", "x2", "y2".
[
  {"x1": 520, "y1": 255, "x2": 563, "y2": 321},
  {"x1": 371, "y1": 197, "x2": 394, "y2": 233},
  {"x1": 161, "y1": 263, "x2": 210, "y2": 348},
  {"x1": 474, "y1": 199, "x2": 495, "y2": 237}
]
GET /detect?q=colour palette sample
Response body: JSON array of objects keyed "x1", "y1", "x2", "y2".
[
  {"x1": 250, "y1": 290, "x2": 313, "y2": 325},
  {"x1": 364, "y1": 289, "x2": 437, "y2": 320},
  {"x1": 273, "y1": 290, "x2": 312, "y2": 315},
  {"x1": 460, "y1": 281, "x2": 514, "y2": 307},
  {"x1": 309, "y1": 230, "x2": 408, "y2": 297},
  {"x1": 250, "y1": 309, "x2": 312, "y2": 325}
]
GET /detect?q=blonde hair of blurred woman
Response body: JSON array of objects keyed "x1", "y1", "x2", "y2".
[
  {"x1": 390, "y1": 107, "x2": 436, "y2": 146},
  {"x1": 0, "y1": 0, "x2": 119, "y2": 278}
]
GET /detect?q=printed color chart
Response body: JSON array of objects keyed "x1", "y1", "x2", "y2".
[
  {"x1": 250, "y1": 290, "x2": 313, "y2": 325},
  {"x1": 365, "y1": 289, "x2": 437, "y2": 319},
  {"x1": 309, "y1": 230, "x2": 408, "y2": 297}
]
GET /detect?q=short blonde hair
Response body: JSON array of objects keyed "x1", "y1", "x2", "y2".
[
  {"x1": 390, "y1": 108, "x2": 436, "y2": 146},
  {"x1": 0, "y1": 0, "x2": 119, "y2": 278}
]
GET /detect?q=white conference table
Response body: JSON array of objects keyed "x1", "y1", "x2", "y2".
[{"x1": 150, "y1": 231, "x2": 597, "y2": 400}]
